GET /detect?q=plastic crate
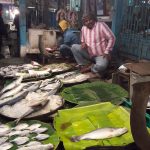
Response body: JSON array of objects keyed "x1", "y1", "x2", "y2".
[{"x1": 122, "y1": 98, "x2": 150, "y2": 128}]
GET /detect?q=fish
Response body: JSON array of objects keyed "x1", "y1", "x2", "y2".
[
  {"x1": 0, "y1": 142, "x2": 13, "y2": 150},
  {"x1": 7, "y1": 130, "x2": 30, "y2": 137},
  {"x1": 33, "y1": 134, "x2": 50, "y2": 141},
  {"x1": 60, "y1": 73, "x2": 90, "y2": 84},
  {"x1": 0, "y1": 90, "x2": 28, "y2": 107},
  {"x1": 27, "y1": 124, "x2": 41, "y2": 131},
  {"x1": 11, "y1": 136, "x2": 29, "y2": 145},
  {"x1": 22, "y1": 141, "x2": 42, "y2": 147},
  {"x1": 39, "y1": 78, "x2": 55, "y2": 88},
  {"x1": 71, "y1": 127, "x2": 128, "y2": 142},
  {"x1": 15, "y1": 98, "x2": 49, "y2": 124},
  {"x1": 25, "y1": 81, "x2": 42, "y2": 92},
  {"x1": 47, "y1": 95, "x2": 64, "y2": 112},
  {"x1": 17, "y1": 130, "x2": 30, "y2": 136},
  {"x1": 7, "y1": 130, "x2": 22, "y2": 137},
  {"x1": 28, "y1": 68, "x2": 51, "y2": 76},
  {"x1": 40, "y1": 79, "x2": 61, "y2": 91},
  {"x1": 31, "y1": 61, "x2": 42, "y2": 67},
  {"x1": 17, "y1": 143, "x2": 54, "y2": 150},
  {"x1": 0, "y1": 84, "x2": 24, "y2": 99},
  {"x1": 0, "y1": 137, "x2": 8, "y2": 145},
  {"x1": 55, "y1": 71, "x2": 79, "y2": 79},
  {"x1": 13, "y1": 123, "x2": 29, "y2": 131},
  {"x1": 0, "y1": 76, "x2": 23, "y2": 94},
  {"x1": 44, "y1": 63, "x2": 71, "y2": 73},
  {"x1": 0, "y1": 125, "x2": 11, "y2": 136},
  {"x1": 32, "y1": 127, "x2": 48, "y2": 134}
]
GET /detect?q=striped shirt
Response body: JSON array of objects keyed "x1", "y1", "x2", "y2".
[{"x1": 81, "y1": 22, "x2": 116, "y2": 57}]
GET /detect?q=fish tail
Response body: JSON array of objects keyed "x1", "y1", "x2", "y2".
[
  {"x1": 15, "y1": 118, "x2": 21, "y2": 125},
  {"x1": 70, "y1": 136, "x2": 80, "y2": 142}
]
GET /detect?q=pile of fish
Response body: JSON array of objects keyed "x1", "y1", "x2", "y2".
[
  {"x1": 0, "y1": 62, "x2": 73, "y2": 81},
  {"x1": 0, "y1": 61, "x2": 41, "y2": 78},
  {"x1": 0, "y1": 77, "x2": 64, "y2": 120},
  {"x1": 0, "y1": 123, "x2": 54, "y2": 150}
]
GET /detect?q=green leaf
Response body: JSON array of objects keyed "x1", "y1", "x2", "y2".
[
  {"x1": 54, "y1": 103, "x2": 134, "y2": 150},
  {"x1": 60, "y1": 81, "x2": 128, "y2": 105}
]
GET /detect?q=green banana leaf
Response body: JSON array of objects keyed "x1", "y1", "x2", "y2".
[
  {"x1": 54, "y1": 102, "x2": 134, "y2": 150},
  {"x1": 60, "y1": 81, "x2": 128, "y2": 105},
  {"x1": 6, "y1": 120, "x2": 60, "y2": 150}
]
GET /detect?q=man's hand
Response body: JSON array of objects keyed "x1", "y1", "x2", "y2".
[
  {"x1": 103, "y1": 53, "x2": 111, "y2": 61},
  {"x1": 81, "y1": 43, "x2": 88, "y2": 49},
  {"x1": 45, "y1": 45, "x2": 58, "y2": 53}
]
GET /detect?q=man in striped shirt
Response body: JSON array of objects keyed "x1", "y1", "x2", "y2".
[{"x1": 71, "y1": 13, "x2": 116, "y2": 75}]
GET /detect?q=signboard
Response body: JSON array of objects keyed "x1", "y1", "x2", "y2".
[{"x1": 0, "y1": 0, "x2": 14, "y2": 4}]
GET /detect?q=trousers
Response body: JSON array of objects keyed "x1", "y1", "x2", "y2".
[{"x1": 71, "y1": 44, "x2": 109, "y2": 73}]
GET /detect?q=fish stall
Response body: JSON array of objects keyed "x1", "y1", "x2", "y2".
[{"x1": 0, "y1": 60, "x2": 142, "y2": 150}]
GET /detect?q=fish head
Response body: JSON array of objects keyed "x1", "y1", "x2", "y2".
[{"x1": 117, "y1": 127, "x2": 128, "y2": 134}]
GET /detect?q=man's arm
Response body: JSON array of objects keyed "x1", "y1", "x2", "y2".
[
  {"x1": 80, "y1": 26, "x2": 88, "y2": 49},
  {"x1": 101, "y1": 22, "x2": 116, "y2": 54}
]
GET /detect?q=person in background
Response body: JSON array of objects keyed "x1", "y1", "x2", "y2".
[
  {"x1": 56, "y1": 7, "x2": 66, "y2": 25},
  {"x1": 71, "y1": 13, "x2": 116, "y2": 76},
  {"x1": 13, "y1": 13, "x2": 20, "y2": 57},
  {"x1": 57, "y1": 19, "x2": 80, "y2": 60},
  {"x1": 0, "y1": 4, "x2": 8, "y2": 58}
]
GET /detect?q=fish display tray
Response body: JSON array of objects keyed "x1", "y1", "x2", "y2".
[
  {"x1": 6, "y1": 120, "x2": 60, "y2": 150},
  {"x1": 54, "y1": 102, "x2": 134, "y2": 150}
]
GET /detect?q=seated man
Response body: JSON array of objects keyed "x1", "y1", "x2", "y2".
[
  {"x1": 71, "y1": 13, "x2": 116, "y2": 75},
  {"x1": 58, "y1": 19, "x2": 80, "y2": 60}
]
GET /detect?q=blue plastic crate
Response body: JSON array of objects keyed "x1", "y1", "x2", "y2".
[{"x1": 122, "y1": 98, "x2": 150, "y2": 128}]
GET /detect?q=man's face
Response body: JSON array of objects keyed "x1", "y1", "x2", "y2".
[{"x1": 84, "y1": 18, "x2": 95, "y2": 29}]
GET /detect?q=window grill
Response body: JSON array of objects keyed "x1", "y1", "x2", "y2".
[{"x1": 117, "y1": 0, "x2": 150, "y2": 60}]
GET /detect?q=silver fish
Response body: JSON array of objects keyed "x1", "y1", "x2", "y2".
[
  {"x1": 0, "y1": 90, "x2": 28, "y2": 107},
  {"x1": 33, "y1": 134, "x2": 49, "y2": 141},
  {"x1": 23, "y1": 141, "x2": 42, "y2": 147},
  {"x1": 28, "y1": 68, "x2": 51, "y2": 76},
  {"x1": 0, "y1": 76, "x2": 23, "y2": 94},
  {"x1": 17, "y1": 143, "x2": 53, "y2": 150},
  {"x1": 0, "y1": 84, "x2": 24, "y2": 99},
  {"x1": 27, "y1": 124, "x2": 41, "y2": 131},
  {"x1": 25, "y1": 81, "x2": 42, "y2": 92},
  {"x1": 7, "y1": 130, "x2": 22, "y2": 137},
  {"x1": 0, "y1": 125, "x2": 11, "y2": 136},
  {"x1": 15, "y1": 98, "x2": 49, "y2": 124},
  {"x1": 0, "y1": 142, "x2": 13, "y2": 150},
  {"x1": 32, "y1": 127, "x2": 48, "y2": 134},
  {"x1": 31, "y1": 61, "x2": 42, "y2": 67},
  {"x1": 7, "y1": 130, "x2": 30, "y2": 137},
  {"x1": 60, "y1": 73, "x2": 90, "y2": 84},
  {"x1": 13, "y1": 123, "x2": 29, "y2": 131},
  {"x1": 39, "y1": 78, "x2": 55, "y2": 88},
  {"x1": 40, "y1": 79, "x2": 61, "y2": 91},
  {"x1": 0, "y1": 137, "x2": 8, "y2": 145},
  {"x1": 11, "y1": 136, "x2": 29, "y2": 145},
  {"x1": 71, "y1": 127, "x2": 128, "y2": 142},
  {"x1": 55, "y1": 71, "x2": 79, "y2": 79},
  {"x1": 47, "y1": 95, "x2": 64, "y2": 112}
]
